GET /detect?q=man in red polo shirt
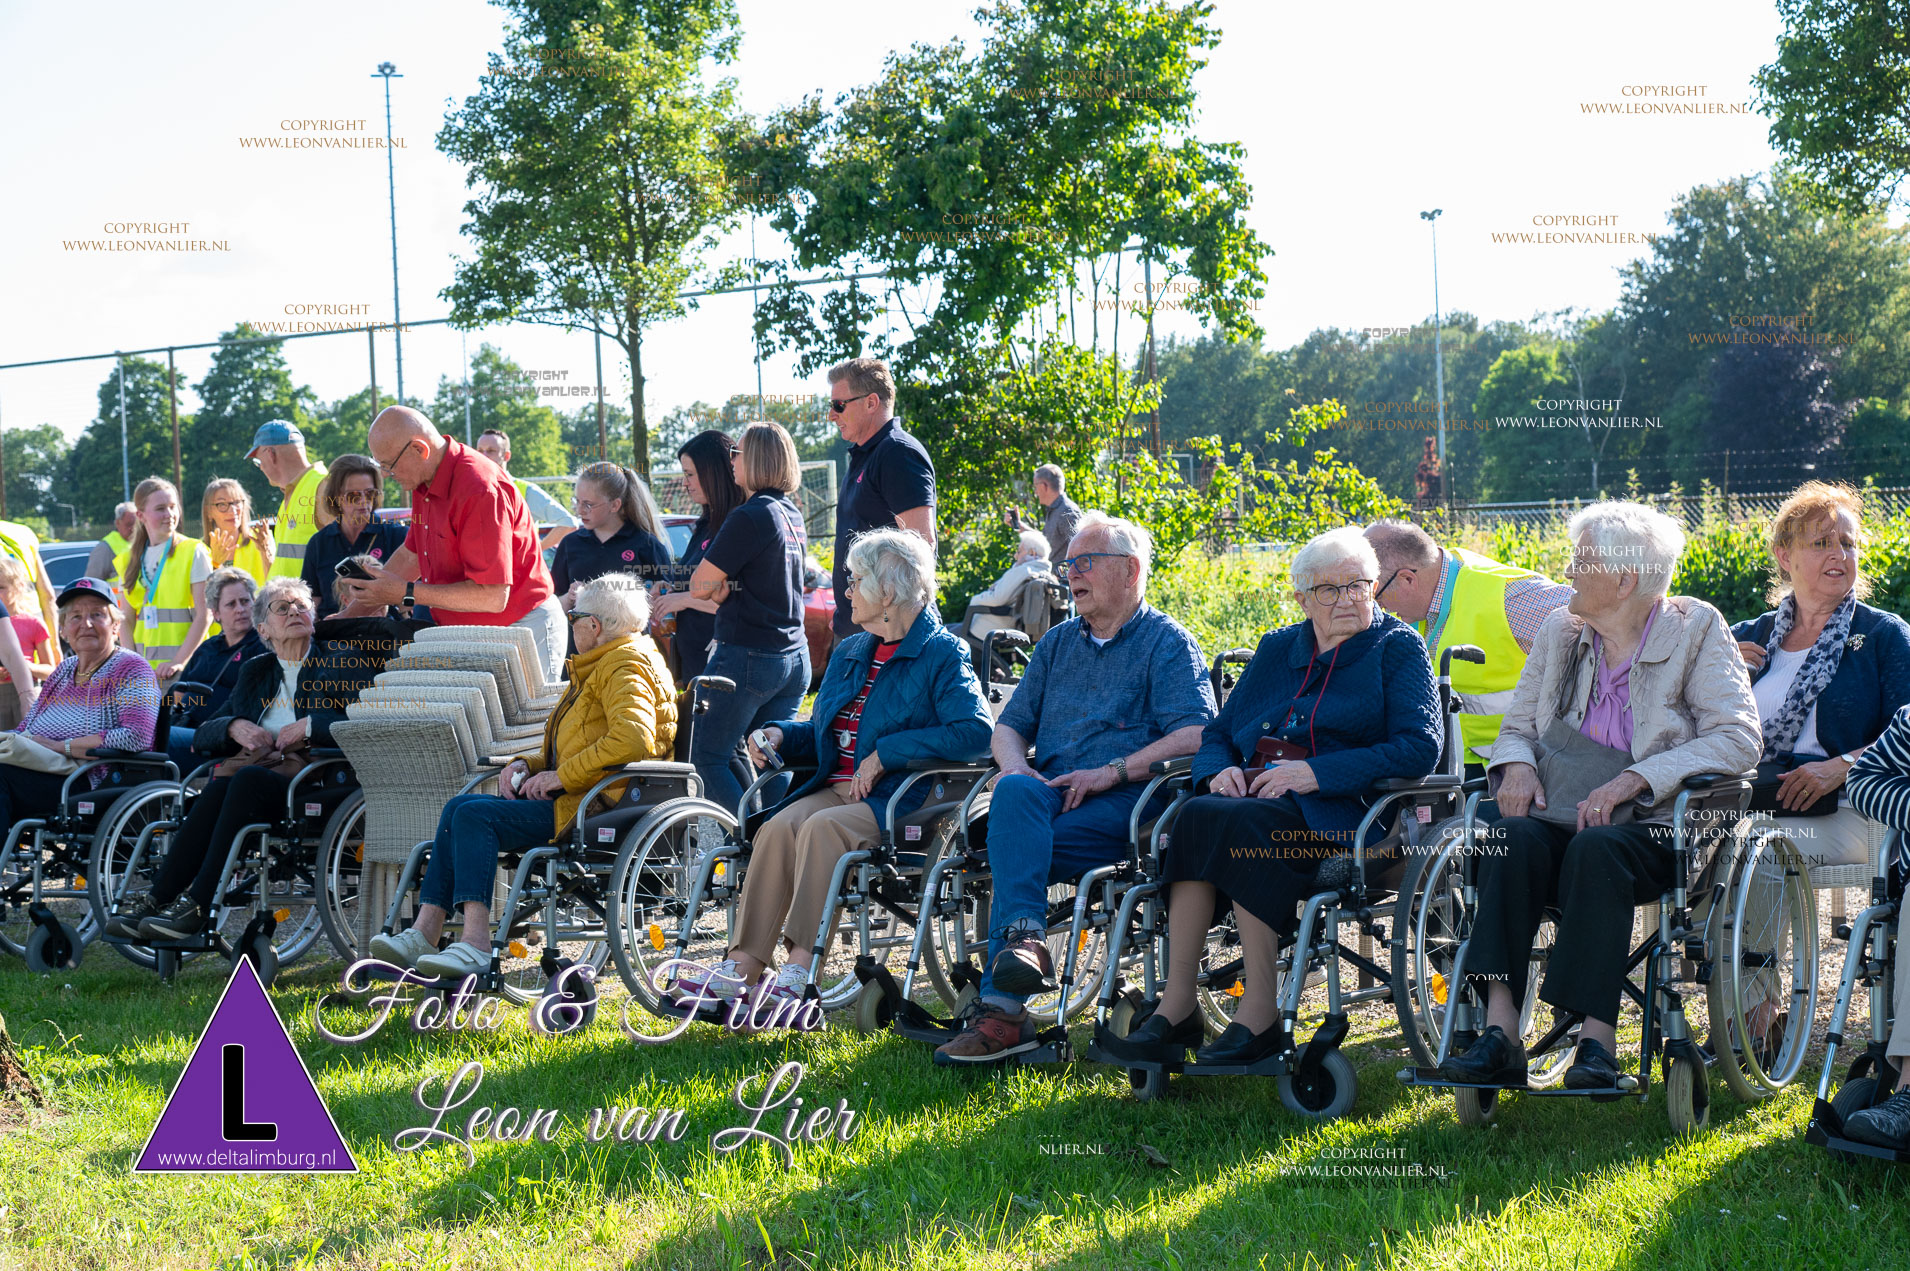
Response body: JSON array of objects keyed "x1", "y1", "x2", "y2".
[{"x1": 337, "y1": 406, "x2": 565, "y2": 680}]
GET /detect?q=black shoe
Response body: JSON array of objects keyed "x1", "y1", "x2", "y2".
[
  {"x1": 1434, "y1": 1025, "x2": 1528, "y2": 1085},
  {"x1": 1100, "y1": 1007, "x2": 1201, "y2": 1063},
  {"x1": 140, "y1": 894, "x2": 207, "y2": 940},
  {"x1": 1843, "y1": 1089, "x2": 1910, "y2": 1150},
  {"x1": 1194, "y1": 1020, "x2": 1286, "y2": 1065},
  {"x1": 104, "y1": 894, "x2": 166, "y2": 940},
  {"x1": 988, "y1": 935, "x2": 1057, "y2": 997},
  {"x1": 1563, "y1": 1037, "x2": 1624, "y2": 1091}
]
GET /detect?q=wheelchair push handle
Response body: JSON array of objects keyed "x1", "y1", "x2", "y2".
[{"x1": 1438, "y1": 644, "x2": 1485, "y2": 677}]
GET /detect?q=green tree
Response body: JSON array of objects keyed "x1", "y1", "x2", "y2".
[
  {"x1": 1, "y1": 424, "x2": 73, "y2": 526},
  {"x1": 1474, "y1": 311, "x2": 1640, "y2": 499},
  {"x1": 1754, "y1": 0, "x2": 1910, "y2": 215},
  {"x1": 439, "y1": 0, "x2": 749, "y2": 473},
  {"x1": 65, "y1": 357, "x2": 182, "y2": 522},
  {"x1": 427, "y1": 344, "x2": 569, "y2": 477},
  {"x1": 190, "y1": 326, "x2": 317, "y2": 516}
]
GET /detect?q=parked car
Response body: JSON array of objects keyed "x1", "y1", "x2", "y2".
[{"x1": 39, "y1": 540, "x2": 99, "y2": 591}]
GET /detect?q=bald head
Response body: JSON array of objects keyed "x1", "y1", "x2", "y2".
[{"x1": 369, "y1": 406, "x2": 448, "y2": 491}]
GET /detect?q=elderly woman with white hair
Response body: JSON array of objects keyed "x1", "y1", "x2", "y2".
[
  {"x1": 671, "y1": 527, "x2": 993, "y2": 1005},
  {"x1": 1435, "y1": 501, "x2": 1761, "y2": 1091},
  {"x1": 369, "y1": 574, "x2": 679, "y2": 980},
  {"x1": 1103, "y1": 526, "x2": 1441, "y2": 1067},
  {"x1": 960, "y1": 530, "x2": 1057, "y2": 642}
]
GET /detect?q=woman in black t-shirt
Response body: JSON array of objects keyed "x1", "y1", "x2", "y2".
[
  {"x1": 677, "y1": 423, "x2": 811, "y2": 810},
  {"x1": 552, "y1": 462, "x2": 675, "y2": 602},
  {"x1": 651, "y1": 430, "x2": 742, "y2": 683},
  {"x1": 302, "y1": 454, "x2": 409, "y2": 618}
]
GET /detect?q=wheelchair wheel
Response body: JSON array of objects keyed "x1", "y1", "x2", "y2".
[
  {"x1": 1277, "y1": 1049, "x2": 1357, "y2": 1120},
  {"x1": 1454, "y1": 1085, "x2": 1497, "y2": 1126},
  {"x1": 1665, "y1": 1053, "x2": 1709, "y2": 1133},
  {"x1": 607, "y1": 798, "x2": 738, "y2": 1012},
  {"x1": 0, "y1": 831, "x2": 97, "y2": 960},
  {"x1": 923, "y1": 859, "x2": 991, "y2": 1010},
  {"x1": 1195, "y1": 912, "x2": 1244, "y2": 1039},
  {"x1": 86, "y1": 782, "x2": 183, "y2": 970},
  {"x1": 232, "y1": 931, "x2": 281, "y2": 988},
  {"x1": 496, "y1": 864, "x2": 612, "y2": 1007},
  {"x1": 1705, "y1": 815, "x2": 1816, "y2": 1102},
  {"x1": 233, "y1": 825, "x2": 326, "y2": 971},
  {"x1": 315, "y1": 791, "x2": 370, "y2": 961},
  {"x1": 1025, "y1": 879, "x2": 1111, "y2": 1024},
  {"x1": 24, "y1": 919, "x2": 83, "y2": 973},
  {"x1": 852, "y1": 978, "x2": 894, "y2": 1034}
]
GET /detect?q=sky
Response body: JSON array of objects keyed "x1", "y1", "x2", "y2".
[{"x1": 0, "y1": 0, "x2": 1797, "y2": 458}]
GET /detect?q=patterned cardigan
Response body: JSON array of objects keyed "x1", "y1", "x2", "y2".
[{"x1": 17, "y1": 648, "x2": 160, "y2": 786}]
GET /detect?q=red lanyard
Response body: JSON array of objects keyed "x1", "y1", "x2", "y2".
[{"x1": 1287, "y1": 638, "x2": 1343, "y2": 758}]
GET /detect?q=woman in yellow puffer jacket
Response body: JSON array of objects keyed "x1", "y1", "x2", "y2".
[{"x1": 369, "y1": 574, "x2": 677, "y2": 979}]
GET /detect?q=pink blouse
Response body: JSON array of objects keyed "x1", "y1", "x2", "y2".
[{"x1": 1580, "y1": 602, "x2": 1660, "y2": 751}]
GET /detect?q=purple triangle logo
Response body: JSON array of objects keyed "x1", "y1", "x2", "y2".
[{"x1": 132, "y1": 958, "x2": 357, "y2": 1173}]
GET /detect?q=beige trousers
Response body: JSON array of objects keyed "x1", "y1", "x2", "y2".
[{"x1": 729, "y1": 784, "x2": 879, "y2": 966}]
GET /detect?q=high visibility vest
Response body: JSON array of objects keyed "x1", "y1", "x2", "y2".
[
  {"x1": 268, "y1": 464, "x2": 327, "y2": 580},
  {"x1": 103, "y1": 530, "x2": 131, "y2": 558},
  {"x1": 1418, "y1": 548, "x2": 1546, "y2": 764},
  {"x1": 114, "y1": 536, "x2": 205, "y2": 671},
  {"x1": 229, "y1": 537, "x2": 269, "y2": 584},
  {"x1": 0, "y1": 520, "x2": 51, "y2": 620}
]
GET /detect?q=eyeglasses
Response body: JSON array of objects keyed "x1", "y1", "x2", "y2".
[
  {"x1": 210, "y1": 500, "x2": 245, "y2": 513},
  {"x1": 63, "y1": 609, "x2": 114, "y2": 627},
  {"x1": 566, "y1": 609, "x2": 601, "y2": 626},
  {"x1": 573, "y1": 498, "x2": 605, "y2": 514},
  {"x1": 249, "y1": 457, "x2": 265, "y2": 470},
  {"x1": 827, "y1": 393, "x2": 872, "y2": 415},
  {"x1": 1058, "y1": 552, "x2": 1131, "y2": 577},
  {"x1": 268, "y1": 600, "x2": 314, "y2": 616},
  {"x1": 374, "y1": 442, "x2": 416, "y2": 476},
  {"x1": 1302, "y1": 579, "x2": 1377, "y2": 606},
  {"x1": 727, "y1": 446, "x2": 742, "y2": 458}
]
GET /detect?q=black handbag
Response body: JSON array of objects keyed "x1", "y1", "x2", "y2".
[{"x1": 1748, "y1": 754, "x2": 1840, "y2": 817}]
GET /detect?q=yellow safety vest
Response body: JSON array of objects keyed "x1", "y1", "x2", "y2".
[
  {"x1": 268, "y1": 464, "x2": 327, "y2": 580},
  {"x1": 103, "y1": 529, "x2": 132, "y2": 559},
  {"x1": 229, "y1": 537, "x2": 269, "y2": 584},
  {"x1": 1418, "y1": 548, "x2": 1547, "y2": 765},
  {"x1": 114, "y1": 536, "x2": 205, "y2": 671},
  {"x1": 0, "y1": 520, "x2": 51, "y2": 620}
]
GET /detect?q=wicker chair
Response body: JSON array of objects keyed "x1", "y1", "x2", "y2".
[
  {"x1": 386, "y1": 641, "x2": 562, "y2": 726},
  {"x1": 373, "y1": 669, "x2": 546, "y2": 744},
  {"x1": 415, "y1": 624, "x2": 563, "y2": 697}
]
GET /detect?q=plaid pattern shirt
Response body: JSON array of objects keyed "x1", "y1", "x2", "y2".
[{"x1": 1423, "y1": 552, "x2": 1574, "y2": 654}]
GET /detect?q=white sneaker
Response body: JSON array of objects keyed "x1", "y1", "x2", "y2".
[
  {"x1": 770, "y1": 963, "x2": 810, "y2": 1000},
  {"x1": 672, "y1": 957, "x2": 749, "y2": 1001},
  {"x1": 368, "y1": 927, "x2": 438, "y2": 968},
  {"x1": 415, "y1": 940, "x2": 491, "y2": 980}
]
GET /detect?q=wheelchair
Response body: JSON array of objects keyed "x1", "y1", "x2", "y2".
[
  {"x1": 0, "y1": 685, "x2": 194, "y2": 973},
  {"x1": 1395, "y1": 769, "x2": 1817, "y2": 1131},
  {"x1": 360, "y1": 675, "x2": 738, "y2": 1029},
  {"x1": 1805, "y1": 829, "x2": 1906, "y2": 1164},
  {"x1": 84, "y1": 682, "x2": 368, "y2": 985},
  {"x1": 1083, "y1": 645, "x2": 1482, "y2": 1118}
]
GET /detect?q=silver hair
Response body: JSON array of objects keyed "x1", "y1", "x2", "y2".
[
  {"x1": 256, "y1": 575, "x2": 315, "y2": 617},
  {"x1": 114, "y1": 501, "x2": 138, "y2": 520},
  {"x1": 1034, "y1": 463, "x2": 1064, "y2": 493},
  {"x1": 848, "y1": 527, "x2": 936, "y2": 612},
  {"x1": 1363, "y1": 518, "x2": 1440, "y2": 572},
  {"x1": 204, "y1": 566, "x2": 258, "y2": 613},
  {"x1": 1071, "y1": 511, "x2": 1153, "y2": 585},
  {"x1": 574, "y1": 574, "x2": 652, "y2": 638},
  {"x1": 1291, "y1": 527, "x2": 1382, "y2": 591},
  {"x1": 1567, "y1": 500, "x2": 1686, "y2": 598},
  {"x1": 1015, "y1": 530, "x2": 1049, "y2": 562}
]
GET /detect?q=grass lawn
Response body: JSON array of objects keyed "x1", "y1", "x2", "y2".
[{"x1": 4, "y1": 943, "x2": 1907, "y2": 1271}]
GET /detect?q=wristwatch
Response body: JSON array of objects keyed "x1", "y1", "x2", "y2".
[
  {"x1": 1107, "y1": 756, "x2": 1128, "y2": 783},
  {"x1": 404, "y1": 581, "x2": 416, "y2": 606},
  {"x1": 1839, "y1": 750, "x2": 1861, "y2": 766}
]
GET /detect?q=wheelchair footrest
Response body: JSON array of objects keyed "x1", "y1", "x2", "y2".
[
  {"x1": 1806, "y1": 1097, "x2": 1910, "y2": 1164},
  {"x1": 1083, "y1": 1040, "x2": 1186, "y2": 1075},
  {"x1": 890, "y1": 998, "x2": 967, "y2": 1044}
]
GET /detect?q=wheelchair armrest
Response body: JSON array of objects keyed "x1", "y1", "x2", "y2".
[
  {"x1": 91, "y1": 749, "x2": 172, "y2": 765},
  {"x1": 1681, "y1": 771, "x2": 1753, "y2": 790},
  {"x1": 1462, "y1": 776, "x2": 1489, "y2": 793},
  {"x1": 309, "y1": 747, "x2": 346, "y2": 759},
  {"x1": 1149, "y1": 757, "x2": 1193, "y2": 776},
  {"x1": 1371, "y1": 775, "x2": 1463, "y2": 792}
]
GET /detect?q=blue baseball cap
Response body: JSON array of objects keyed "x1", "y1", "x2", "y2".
[
  {"x1": 56, "y1": 576, "x2": 120, "y2": 608},
  {"x1": 247, "y1": 419, "x2": 305, "y2": 458}
]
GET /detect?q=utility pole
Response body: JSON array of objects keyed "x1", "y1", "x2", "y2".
[
  {"x1": 167, "y1": 348, "x2": 182, "y2": 490},
  {"x1": 117, "y1": 355, "x2": 130, "y2": 502},
  {"x1": 461, "y1": 330, "x2": 473, "y2": 444},
  {"x1": 1420, "y1": 209, "x2": 1447, "y2": 482},
  {"x1": 1143, "y1": 256, "x2": 1160, "y2": 458},
  {"x1": 594, "y1": 325, "x2": 607, "y2": 464},
  {"x1": 372, "y1": 62, "x2": 405, "y2": 403}
]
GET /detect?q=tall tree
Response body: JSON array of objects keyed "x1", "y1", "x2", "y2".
[
  {"x1": 1754, "y1": 0, "x2": 1910, "y2": 215},
  {"x1": 427, "y1": 344, "x2": 569, "y2": 478},
  {"x1": 1, "y1": 424, "x2": 72, "y2": 526},
  {"x1": 190, "y1": 326, "x2": 317, "y2": 518},
  {"x1": 439, "y1": 0, "x2": 748, "y2": 473},
  {"x1": 65, "y1": 357, "x2": 181, "y2": 522}
]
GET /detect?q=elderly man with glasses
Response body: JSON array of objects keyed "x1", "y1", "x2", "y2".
[
  {"x1": 935, "y1": 511, "x2": 1217, "y2": 1064},
  {"x1": 1364, "y1": 520, "x2": 1573, "y2": 777}
]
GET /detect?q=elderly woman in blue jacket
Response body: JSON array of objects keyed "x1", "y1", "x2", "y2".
[
  {"x1": 672, "y1": 527, "x2": 993, "y2": 1006},
  {"x1": 1105, "y1": 526, "x2": 1441, "y2": 1067},
  {"x1": 1731, "y1": 482, "x2": 1910, "y2": 869}
]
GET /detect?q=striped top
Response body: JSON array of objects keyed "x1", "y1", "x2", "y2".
[
  {"x1": 18, "y1": 648, "x2": 160, "y2": 787},
  {"x1": 1842, "y1": 702, "x2": 1910, "y2": 874}
]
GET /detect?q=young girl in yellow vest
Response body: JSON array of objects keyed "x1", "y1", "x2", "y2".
[
  {"x1": 201, "y1": 477, "x2": 275, "y2": 584},
  {"x1": 115, "y1": 476, "x2": 213, "y2": 681}
]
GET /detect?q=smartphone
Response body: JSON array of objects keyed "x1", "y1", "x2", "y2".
[
  {"x1": 335, "y1": 558, "x2": 376, "y2": 582},
  {"x1": 749, "y1": 729, "x2": 784, "y2": 769}
]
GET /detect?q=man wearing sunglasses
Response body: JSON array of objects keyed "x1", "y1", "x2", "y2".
[
  {"x1": 336, "y1": 406, "x2": 564, "y2": 682},
  {"x1": 935, "y1": 511, "x2": 1215, "y2": 1064},
  {"x1": 826, "y1": 357, "x2": 936, "y2": 637},
  {"x1": 248, "y1": 419, "x2": 333, "y2": 583},
  {"x1": 1363, "y1": 519, "x2": 1572, "y2": 773}
]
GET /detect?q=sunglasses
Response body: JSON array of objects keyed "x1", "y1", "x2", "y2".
[
  {"x1": 566, "y1": 609, "x2": 601, "y2": 626},
  {"x1": 827, "y1": 393, "x2": 872, "y2": 414}
]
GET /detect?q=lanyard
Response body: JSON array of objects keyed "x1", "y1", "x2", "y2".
[
  {"x1": 140, "y1": 537, "x2": 177, "y2": 604},
  {"x1": 1422, "y1": 551, "x2": 1463, "y2": 650}
]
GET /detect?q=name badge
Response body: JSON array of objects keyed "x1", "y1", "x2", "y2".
[{"x1": 144, "y1": 608, "x2": 158, "y2": 628}]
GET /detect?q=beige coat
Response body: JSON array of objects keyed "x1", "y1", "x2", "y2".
[{"x1": 1489, "y1": 596, "x2": 1761, "y2": 810}]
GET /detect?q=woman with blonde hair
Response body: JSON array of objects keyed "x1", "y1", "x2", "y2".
[
  {"x1": 200, "y1": 477, "x2": 275, "y2": 582},
  {"x1": 115, "y1": 476, "x2": 212, "y2": 680},
  {"x1": 551, "y1": 461, "x2": 676, "y2": 607}
]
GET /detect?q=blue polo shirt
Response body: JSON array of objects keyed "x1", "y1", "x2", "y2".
[
  {"x1": 834, "y1": 418, "x2": 936, "y2": 635},
  {"x1": 998, "y1": 603, "x2": 1216, "y2": 776},
  {"x1": 550, "y1": 520, "x2": 673, "y2": 596}
]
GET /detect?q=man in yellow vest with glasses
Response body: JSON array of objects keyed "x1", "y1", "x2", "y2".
[
  {"x1": 250, "y1": 420, "x2": 331, "y2": 581},
  {"x1": 1364, "y1": 520, "x2": 1573, "y2": 775}
]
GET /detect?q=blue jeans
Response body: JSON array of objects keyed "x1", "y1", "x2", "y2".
[
  {"x1": 978, "y1": 773, "x2": 1153, "y2": 1007},
  {"x1": 689, "y1": 642, "x2": 809, "y2": 813},
  {"x1": 166, "y1": 725, "x2": 206, "y2": 776},
  {"x1": 418, "y1": 793, "x2": 558, "y2": 912}
]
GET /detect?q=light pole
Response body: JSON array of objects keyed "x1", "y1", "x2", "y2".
[
  {"x1": 372, "y1": 61, "x2": 405, "y2": 405},
  {"x1": 1420, "y1": 209, "x2": 1446, "y2": 481}
]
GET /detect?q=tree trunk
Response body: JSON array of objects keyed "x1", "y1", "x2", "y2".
[
  {"x1": 0, "y1": 1010, "x2": 48, "y2": 1116},
  {"x1": 628, "y1": 316, "x2": 649, "y2": 477}
]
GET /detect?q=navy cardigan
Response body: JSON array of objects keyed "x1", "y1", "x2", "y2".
[
  {"x1": 1732, "y1": 600, "x2": 1910, "y2": 759},
  {"x1": 1192, "y1": 610, "x2": 1442, "y2": 847},
  {"x1": 768, "y1": 607, "x2": 993, "y2": 827}
]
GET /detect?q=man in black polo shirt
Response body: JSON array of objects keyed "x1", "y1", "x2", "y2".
[{"x1": 826, "y1": 357, "x2": 936, "y2": 637}]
